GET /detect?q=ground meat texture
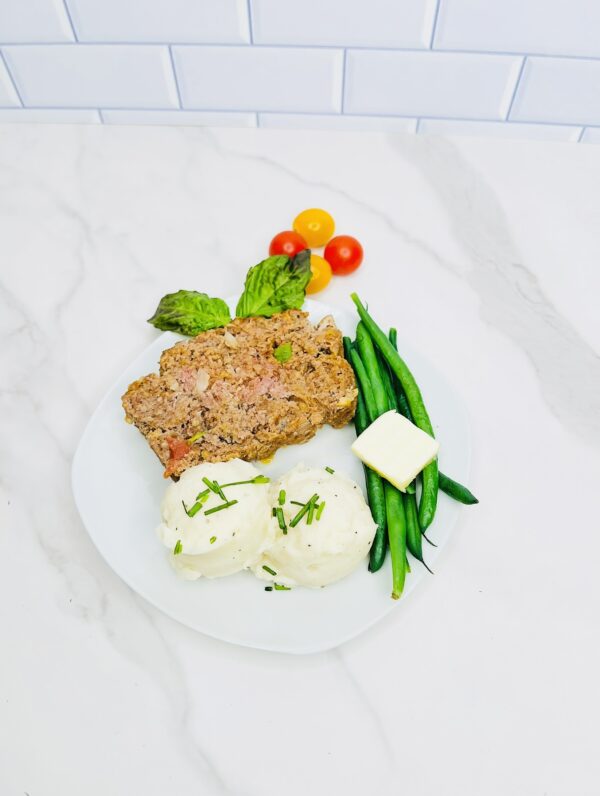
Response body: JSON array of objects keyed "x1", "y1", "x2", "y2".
[{"x1": 122, "y1": 310, "x2": 357, "y2": 477}]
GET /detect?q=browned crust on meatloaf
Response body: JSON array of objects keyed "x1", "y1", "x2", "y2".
[{"x1": 122, "y1": 310, "x2": 357, "y2": 477}]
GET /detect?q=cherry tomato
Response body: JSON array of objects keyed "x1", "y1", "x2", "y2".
[
  {"x1": 269, "y1": 230, "x2": 308, "y2": 258},
  {"x1": 293, "y1": 208, "x2": 335, "y2": 248},
  {"x1": 306, "y1": 254, "x2": 332, "y2": 294},
  {"x1": 324, "y1": 235, "x2": 364, "y2": 275}
]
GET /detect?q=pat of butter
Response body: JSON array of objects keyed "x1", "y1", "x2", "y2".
[{"x1": 351, "y1": 410, "x2": 439, "y2": 491}]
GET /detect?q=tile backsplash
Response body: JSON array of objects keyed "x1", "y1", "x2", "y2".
[{"x1": 0, "y1": 0, "x2": 599, "y2": 143}]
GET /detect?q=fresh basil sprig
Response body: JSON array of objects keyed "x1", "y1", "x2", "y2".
[
  {"x1": 148, "y1": 290, "x2": 231, "y2": 336},
  {"x1": 236, "y1": 250, "x2": 311, "y2": 318}
]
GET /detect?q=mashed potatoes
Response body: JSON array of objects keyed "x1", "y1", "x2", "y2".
[
  {"x1": 157, "y1": 459, "x2": 273, "y2": 580},
  {"x1": 253, "y1": 464, "x2": 376, "y2": 588}
]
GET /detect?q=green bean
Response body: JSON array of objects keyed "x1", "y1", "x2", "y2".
[
  {"x1": 389, "y1": 328, "x2": 413, "y2": 421},
  {"x1": 343, "y1": 337, "x2": 387, "y2": 572},
  {"x1": 438, "y1": 472, "x2": 479, "y2": 505},
  {"x1": 347, "y1": 345, "x2": 378, "y2": 425},
  {"x1": 384, "y1": 482, "x2": 407, "y2": 599},
  {"x1": 356, "y1": 322, "x2": 389, "y2": 417},
  {"x1": 405, "y1": 491, "x2": 433, "y2": 573},
  {"x1": 380, "y1": 341, "x2": 416, "y2": 495},
  {"x1": 352, "y1": 294, "x2": 438, "y2": 531}
]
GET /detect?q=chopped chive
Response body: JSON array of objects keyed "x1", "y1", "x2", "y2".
[
  {"x1": 290, "y1": 500, "x2": 305, "y2": 507},
  {"x1": 276, "y1": 507, "x2": 287, "y2": 534},
  {"x1": 316, "y1": 501, "x2": 326, "y2": 520},
  {"x1": 262, "y1": 565, "x2": 277, "y2": 576},
  {"x1": 278, "y1": 489, "x2": 286, "y2": 505},
  {"x1": 306, "y1": 496, "x2": 317, "y2": 525},
  {"x1": 202, "y1": 477, "x2": 219, "y2": 494},
  {"x1": 264, "y1": 586, "x2": 273, "y2": 592},
  {"x1": 272, "y1": 507, "x2": 277, "y2": 517},
  {"x1": 210, "y1": 536, "x2": 217, "y2": 544},
  {"x1": 204, "y1": 499, "x2": 238, "y2": 516},
  {"x1": 195, "y1": 488, "x2": 210, "y2": 502},
  {"x1": 173, "y1": 540, "x2": 182, "y2": 555},
  {"x1": 182, "y1": 499, "x2": 203, "y2": 518},
  {"x1": 274, "y1": 583, "x2": 291, "y2": 591},
  {"x1": 289, "y1": 493, "x2": 319, "y2": 528},
  {"x1": 325, "y1": 466, "x2": 335, "y2": 474},
  {"x1": 188, "y1": 432, "x2": 205, "y2": 444},
  {"x1": 220, "y1": 475, "x2": 270, "y2": 488}
]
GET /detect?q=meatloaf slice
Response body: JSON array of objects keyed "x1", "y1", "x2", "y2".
[{"x1": 122, "y1": 310, "x2": 357, "y2": 477}]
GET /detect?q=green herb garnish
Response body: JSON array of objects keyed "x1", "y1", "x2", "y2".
[
  {"x1": 188, "y1": 432, "x2": 205, "y2": 444},
  {"x1": 289, "y1": 493, "x2": 319, "y2": 528},
  {"x1": 265, "y1": 586, "x2": 273, "y2": 592},
  {"x1": 316, "y1": 501, "x2": 326, "y2": 521},
  {"x1": 306, "y1": 496, "x2": 317, "y2": 525},
  {"x1": 274, "y1": 342, "x2": 293, "y2": 363},
  {"x1": 148, "y1": 290, "x2": 231, "y2": 336},
  {"x1": 290, "y1": 500, "x2": 305, "y2": 507},
  {"x1": 210, "y1": 536, "x2": 217, "y2": 544},
  {"x1": 276, "y1": 507, "x2": 287, "y2": 534},
  {"x1": 236, "y1": 250, "x2": 311, "y2": 318},
  {"x1": 182, "y1": 499, "x2": 203, "y2": 518},
  {"x1": 204, "y1": 499, "x2": 238, "y2": 516},
  {"x1": 220, "y1": 475, "x2": 270, "y2": 488},
  {"x1": 272, "y1": 507, "x2": 277, "y2": 517},
  {"x1": 173, "y1": 540, "x2": 183, "y2": 555},
  {"x1": 325, "y1": 466, "x2": 335, "y2": 474},
  {"x1": 274, "y1": 583, "x2": 291, "y2": 591},
  {"x1": 262, "y1": 565, "x2": 277, "y2": 576},
  {"x1": 278, "y1": 489, "x2": 286, "y2": 505}
]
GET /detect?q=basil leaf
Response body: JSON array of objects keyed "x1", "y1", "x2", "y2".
[
  {"x1": 274, "y1": 342, "x2": 293, "y2": 363},
  {"x1": 236, "y1": 249, "x2": 311, "y2": 318},
  {"x1": 148, "y1": 290, "x2": 231, "y2": 336}
]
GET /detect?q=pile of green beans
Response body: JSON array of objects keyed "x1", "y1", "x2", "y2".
[{"x1": 345, "y1": 295, "x2": 478, "y2": 599}]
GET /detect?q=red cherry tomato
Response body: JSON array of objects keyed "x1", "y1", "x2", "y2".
[
  {"x1": 269, "y1": 230, "x2": 308, "y2": 258},
  {"x1": 324, "y1": 235, "x2": 363, "y2": 275}
]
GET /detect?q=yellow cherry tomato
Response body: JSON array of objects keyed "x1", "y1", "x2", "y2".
[
  {"x1": 293, "y1": 208, "x2": 335, "y2": 248},
  {"x1": 306, "y1": 254, "x2": 332, "y2": 294}
]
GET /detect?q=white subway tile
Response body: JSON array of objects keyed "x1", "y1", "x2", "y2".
[
  {"x1": 435, "y1": 0, "x2": 600, "y2": 58},
  {"x1": 0, "y1": 0, "x2": 74, "y2": 43},
  {"x1": 67, "y1": 0, "x2": 249, "y2": 44},
  {"x1": 259, "y1": 113, "x2": 417, "y2": 132},
  {"x1": 345, "y1": 50, "x2": 521, "y2": 120},
  {"x1": 3, "y1": 45, "x2": 179, "y2": 108},
  {"x1": 251, "y1": 0, "x2": 436, "y2": 48},
  {"x1": 0, "y1": 108, "x2": 100, "y2": 122},
  {"x1": 173, "y1": 46, "x2": 343, "y2": 113},
  {"x1": 101, "y1": 109, "x2": 256, "y2": 126},
  {"x1": 511, "y1": 57, "x2": 600, "y2": 126},
  {"x1": 581, "y1": 127, "x2": 600, "y2": 144},
  {"x1": 419, "y1": 118, "x2": 582, "y2": 142},
  {"x1": 0, "y1": 57, "x2": 20, "y2": 106}
]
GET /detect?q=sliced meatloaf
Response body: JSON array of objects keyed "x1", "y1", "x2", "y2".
[{"x1": 122, "y1": 310, "x2": 357, "y2": 477}]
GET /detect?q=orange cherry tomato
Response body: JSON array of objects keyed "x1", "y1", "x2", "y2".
[
  {"x1": 269, "y1": 230, "x2": 308, "y2": 257},
  {"x1": 293, "y1": 208, "x2": 335, "y2": 248},
  {"x1": 306, "y1": 254, "x2": 332, "y2": 294},
  {"x1": 324, "y1": 235, "x2": 363, "y2": 275}
]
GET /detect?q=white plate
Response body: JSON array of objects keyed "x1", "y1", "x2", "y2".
[{"x1": 72, "y1": 298, "x2": 470, "y2": 654}]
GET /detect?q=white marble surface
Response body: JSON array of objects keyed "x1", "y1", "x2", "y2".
[{"x1": 1, "y1": 124, "x2": 599, "y2": 795}]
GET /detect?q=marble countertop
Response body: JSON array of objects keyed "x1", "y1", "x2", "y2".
[{"x1": 1, "y1": 124, "x2": 599, "y2": 796}]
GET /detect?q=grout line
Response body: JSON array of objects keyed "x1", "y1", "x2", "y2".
[
  {"x1": 255, "y1": 112, "x2": 260, "y2": 128},
  {"x1": 428, "y1": 0, "x2": 442, "y2": 49},
  {"x1": 61, "y1": 0, "x2": 79, "y2": 42},
  {"x1": 168, "y1": 45, "x2": 183, "y2": 108},
  {"x1": 246, "y1": 0, "x2": 254, "y2": 44},
  {"x1": 415, "y1": 118, "x2": 423, "y2": 133},
  {"x1": 504, "y1": 55, "x2": 527, "y2": 120},
  {"x1": 0, "y1": 41, "x2": 600, "y2": 62},
  {"x1": 340, "y1": 49, "x2": 347, "y2": 113},
  {"x1": 0, "y1": 49, "x2": 24, "y2": 106},
  {"x1": 0, "y1": 106, "x2": 590, "y2": 130},
  {"x1": 577, "y1": 126, "x2": 586, "y2": 142},
  {"x1": 98, "y1": 109, "x2": 105, "y2": 123}
]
